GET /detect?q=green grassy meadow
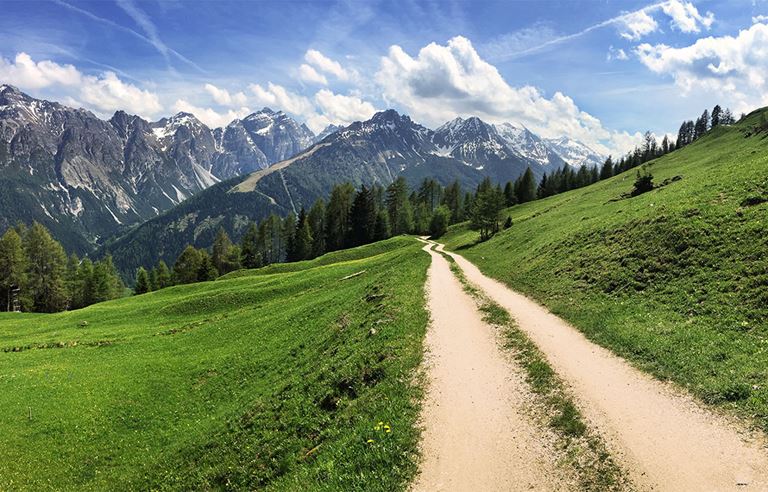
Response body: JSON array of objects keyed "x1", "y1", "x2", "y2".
[
  {"x1": 442, "y1": 110, "x2": 768, "y2": 432},
  {"x1": 0, "y1": 237, "x2": 429, "y2": 491}
]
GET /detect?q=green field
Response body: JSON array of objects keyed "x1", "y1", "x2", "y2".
[
  {"x1": 0, "y1": 237, "x2": 429, "y2": 491},
  {"x1": 442, "y1": 110, "x2": 768, "y2": 432}
]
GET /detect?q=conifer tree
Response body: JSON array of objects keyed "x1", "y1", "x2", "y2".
[
  {"x1": 325, "y1": 183, "x2": 355, "y2": 251},
  {"x1": 0, "y1": 229, "x2": 26, "y2": 312},
  {"x1": 386, "y1": 177, "x2": 413, "y2": 235},
  {"x1": 429, "y1": 206, "x2": 450, "y2": 238},
  {"x1": 240, "y1": 222, "x2": 261, "y2": 269},
  {"x1": 515, "y1": 168, "x2": 537, "y2": 203},
  {"x1": 23, "y1": 222, "x2": 68, "y2": 312},
  {"x1": 134, "y1": 267, "x2": 150, "y2": 295},
  {"x1": 197, "y1": 250, "x2": 218, "y2": 281},
  {"x1": 308, "y1": 199, "x2": 327, "y2": 258},
  {"x1": 292, "y1": 208, "x2": 313, "y2": 261},
  {"x1": 599, "y1": 156, "x2": 614, "y2": 180},
  {"x1": 174, "y1": 245, "x2": 202, "y2": 284},
  {"x1": 212, "y1": 227, "x2": 235, "y2": 276},
  {"x1": 349, "y1": 185, "x2": 376, "y2": 246},
  {"x1": 373, "y1": 209, "x2": 391, "y2": 241},
  {"x1": 154, "y1": 260, "x2": 172, "y2": 289},
  {"x1": 442, "y1": 180, "x2": 463, "y2": 223}
]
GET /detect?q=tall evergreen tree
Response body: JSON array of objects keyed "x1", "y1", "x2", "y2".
[
  {"x1": 515, "y1": 168, "x2": 537, "y2": 203},
  {"x1": 91, "y1": 255, "x2": 123, "y2": 303},
  {"x1": 386, "y1": 177, "x2": 413, "y2": 235},
  {"x1": 197, "y1": 250, "x2": 218, "y2": 281},
  {"x1": 154, "y1": 260, "x2": 172, "y2": 289},
  {"x1": 291, "y1": 208, "x2": 313, "y2": 261},
  {"x1": 373, "y1": 209, "x2": 391, "y2": 241},
  {"x1": 325, "y1": 183, "x2": 355, "y2": 251},
  {"x1": 348, "y1": 185, "x2": 376, "y2": 246},
  {"x1": 0, "y1": 229, "x2": 26, "y2": 312},
  {"x1": 711, "y1": 105, "x2": 722, "y2": 127},
  {"x1": 174, "y1": 245, "x2": 202, "y2": 284},
  {"x1": 307, "y1": 199, "x2": 327, "y2": 258},
  {"x1": 442, "y1": 180, "x2": 463, "y2": 223},
  {"x1": 134, "y1": 267, "x2": 150, "y2": 295},
  {"x1": 600, "y1": 156, "x2": 614, "y2": 180},
  {"x1": 23, "y1": 222, "x2": 68, "y2": 312},
  {"x1": 212, "y1": 227, "x2": 236, "y2": 276},
  {"x1": 240, "y1": 222, "x2": 261, "y2": 269}
]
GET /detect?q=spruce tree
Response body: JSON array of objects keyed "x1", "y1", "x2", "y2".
[
  {"x1": 349, "y1": 185, "x2": 376, "y2": 246},
  {"x1": 240, "y1": 222, "x2": 261, "y2": 269},
  {"x1": 711, "y1": 105, "x2": 722, "y2": 127},
  {"x1": 154, "y1": 260, "x2": 172, "y2": 289},
  {"x1": 134, "y1": 267, "x2": 150, "y2": 295},
  {"x1": 442, "y1": 180, "x2": 463, "y2": 223},
  {"x1": 325, "y1": 183, "x2": 355, "y2": 251},
  {"x1": 174, "y1": 246, "x2": 202, "y2": 284},
  {"x1": 197, "y1": 250, "x2": 218, "y2": 281},
  {"x1": 515, "y1": 168, "x2": 537, "y2": 203},
  {"x1": 292, "y1": 208, "x2": 313, "y2": 261},
  {"x1": 23, "y1": 222, "x2": 68, "y2": 312},
  {"x1": 599, "y1": 156, "x2": 614, "y2": 180},
  {"x1": 0, "y1": 229, "x2": 26, "y2": 312},
  {"x1": 307, "y1": 199, "x2": 327, "y2": 258},
  {"x1": 373, "y1": 209, "x2": 391, "y2": 241},
  {"x1": 212, "y1": 227, "x2": 235, "y2": 276},
  {"x1": 386, "y1": 177, "x2": 412, "y2": 235}
]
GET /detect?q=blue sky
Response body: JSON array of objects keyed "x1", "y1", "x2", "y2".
[{"x1": 1, "y1": 0, "x2": 766, "y2": 155}]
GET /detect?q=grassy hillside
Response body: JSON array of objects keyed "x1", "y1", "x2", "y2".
[
  {"x1": 442, "y1": 110, "x2": 768, "y2": 432},
  {"x1": 0, "y1": 237, "x2": 429, "y2": 490}
]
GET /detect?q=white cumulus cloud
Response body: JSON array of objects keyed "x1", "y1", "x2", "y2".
[
  {"x1": 0, "y1": 52, "x2": 162, "y2": 118},
  {"x1": 619, "y1": 9, "x2": 659, "y2": 40},
  {"x1": 304, "y1": 49, "x2": 350, "y2": 81},
  {"x1": 204, "y1": 83, "x2": 247, "y2": 106},
  {"x1": 172, "y1": 99, "x2": 251, "y2": 128},
  {"x1": 376, "y1": 36, "x2": 641, "y2": 157},
  {"x1": 298, "y1": 64, "x2": 328, "y2": 85},
  {"x1": 661, "y1": 0, "x2": 714, "y2": 33},
  {"x1": 305, "y1": 89, "x2": 377, "y2": 131},
  {"x1": 248, "y1": 82, "x2": 315, "y2": 116},
  {"x1": 636, "y1": 22, "x2": 768, "y2": 113}
]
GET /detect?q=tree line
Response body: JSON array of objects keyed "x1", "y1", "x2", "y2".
[{"x1": 0, "y1": 222, "x2": 124, "y2": 312}]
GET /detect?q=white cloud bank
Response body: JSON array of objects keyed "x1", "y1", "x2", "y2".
[
  {"x1": 615, "y1": 0, "x2": 713, "y2": 40},
  {"x1": 636, "y1": 22, "x2": 768, "y2": 113},
  {"x1": 204, "y1": 83, "x2": 247, "y2": 106},
  {"x1": 0, "y1": 52, "x2": 162, "y2": 117},
  {"x1": 376, "y1": 36, "x2": 641, "y2": 156},
  {"x1": 304, "y1": 49, "x2": 350, "y2": 81}
]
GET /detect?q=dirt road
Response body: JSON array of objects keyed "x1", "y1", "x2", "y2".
[
  {"x1": 412, "y1": 242, "x2": 570, "y2": 491},
  {"x1": 432, "y1": 241, "x2": 768, "y2": 491}
]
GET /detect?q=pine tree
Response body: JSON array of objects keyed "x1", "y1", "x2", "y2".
[
  {"x1": 292, "y1": 208, "x2": 313, "y2": 261},
  {"x1": 515, "y1": 168, "x2": 537, "y2": 203},
  {"x1": 77, "y1": 258, "x2": 95, "y2": 308},
  {"x1": 503, "y1": 181, "x2": 517, "y2": 206},
  {"x1": 442, "y1": 180, "x2": 463, "y2": 224},
  {"x1": 134, "y1": 267, "x2": 150, "y2": 295},
  {"x1": 154, "y1": 260, "x2": 172, "y2": 289},
  {"x1": 22, "y1": 222, "x2": 68, "y2": 312},
  {"x1": 325, "y1": 183, "x2": 355, "y2": 251},
  {"x1": 197, "y1": 250, "x2": 218, "y2": 281},
  {"x1": 429, "y1": 206, "x2": 450, "y2": 238},
  {"x1": 711, "y1": 105, "x2": 722, "y2": 127},
  {"x1": 0, "y1": 229, "x2": 26, "y2": 312},
  {"x1": 174, "y1": 245, "x2": 202, "y2": 284},
  {"x1": 471, "y1": 178, "x2": 504, "y2": 240},
  {"x1": 283, "y1": 212, "x2": 297, "y2": 262},
  {"x1": 373, "y1": 209, "x2": 391, "y2": 240},
  {"x1": 64, "y1": 253, "x2": 80, "y2": 309},
  {"x1": 240, "y1": 222, "x2": 261, "y2": 269},
  {"x1": 599, "y1": 156, "x2": 614, "y2": 180},
  {"x1": 92, "y1": 255, "x2": 123, "y2": 303},
  {"x1": 307, "y1": 199, "x2": 327, "y2": 258},
  {"x1": 386, "y1": 177, "x2": 413, "y2": 235},
  {"x1": 212, "y1": 227, "x2": 235, "y2": 276},
  {"x1": 349, "y1": 185, "x2": 376, "y2": 246}
]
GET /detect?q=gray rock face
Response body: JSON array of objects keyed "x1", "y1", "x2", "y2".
[{"x1": 0, "y1": 85, "x2": 315, "y2": 252}]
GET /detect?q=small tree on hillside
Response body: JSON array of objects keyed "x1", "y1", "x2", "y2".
[
  {"x1": 134, "y1": 267, "x2": 150, "y2": 295},
  {"x1": 631, "y1": 167, "x2": 654, "y2": 197}
]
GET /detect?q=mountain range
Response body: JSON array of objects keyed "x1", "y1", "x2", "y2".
[{"x1": 0, "y1": 84, "x2": 604, "y2": 272}]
